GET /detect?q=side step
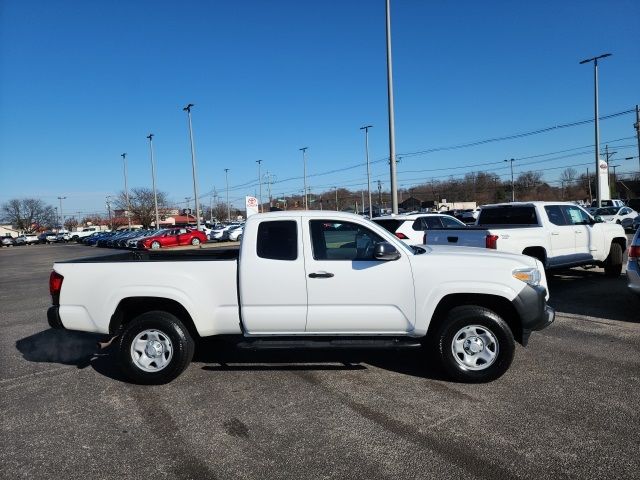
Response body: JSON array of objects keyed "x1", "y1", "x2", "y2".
[{"x1": 236, "y1": 336, "x2": 423, "y2": 350}]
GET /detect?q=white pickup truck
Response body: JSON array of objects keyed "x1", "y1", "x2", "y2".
[
  {"x1": 47, "y1": 211, "x2": 554, "y2": 385},
  {"x1": 423, "y1": 202, "x2": 627, "y2": 276}
]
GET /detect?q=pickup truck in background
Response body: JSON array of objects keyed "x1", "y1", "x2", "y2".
[
  {"x1": 423, "y1": 202, "x2": 627, "y2": 276},
  {"x1": 47, "y1": 211, "x2": 554, "y2": 385}
]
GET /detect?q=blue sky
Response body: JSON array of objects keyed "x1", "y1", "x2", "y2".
[{"x1": 1, "y1": 0, "x2": 638, "y2": 217}]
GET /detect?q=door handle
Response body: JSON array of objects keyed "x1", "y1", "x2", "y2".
[
  {"x1": 575, "y1": 230, "x2": 583, "y2": 234},
  {"x1": 308, "y1": 271, "x2": 334, "y2": 279},
  {"x1": 551, "y1": 232, "x2": 560, "y2": 236}
]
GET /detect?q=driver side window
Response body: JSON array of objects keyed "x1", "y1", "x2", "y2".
[{"x1": 310, "y1": 220, "x2": 384, "y2": 261}]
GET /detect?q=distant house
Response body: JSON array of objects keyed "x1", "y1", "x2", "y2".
[
  {"x1": 160, "y1": 214, "x2": 197, "y2": 227},
  {"x1": 0, "y1": 225, "x2": 19, "y2": 238}
]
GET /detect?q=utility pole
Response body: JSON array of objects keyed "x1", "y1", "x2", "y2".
[
  {"x1": 147, "y1": 134, "x2": 160, "y2": 228},
  {"x1": 256, "y1": 160, "x2": 263, "y2": 213},
  {"x1": 224, "y1": 168, "x2": 230, "y2": 222},
  {"x1": 634, "y1": 105, "x2": 640, "y2": 174},
  {"x1": 57, "y1": 196, "x2": 66, "y2": 228},
  {"x1": 377, "y1": 180, "x2": 382, "y2": 211},
  {"x1": 106, "y1": 196, "x2": 112, "y2": 230},
  {"x1": 264, "y1": 171, "x2": 275, "y2": 208},
  {"x1": 185, "y1": 197, "x2": 190, "y2": 214},
  {"x1": 504, "y1": 158, "x2": 515, "y2": 201},
  {"x1": 360, "y1": 125, "x2": 373, "y2": 218},
  {"x1": 183, "y1": 103, "x2": 202, "y2": 231},
  {"x1": 334, "y1": 186, "x2": 338, "y2": 211},
  {"x1": 604, "y1": 145, "x2": 617, "y2": 164},
  {"x1": 385, "y1": 0, "x2": 398, "y2": 213},
  {"x1": 586, "y1": 168, "x2": 593, "y2": 204},
  {"x1": 300, "y1": 147, "x2": 308, "y2": 210},
  {"x1": 580, "y1": 53, "x2": 611, "y2": 207},
  {"x1": 120, "y1": 153, "x2": 131, "y2": 228}
]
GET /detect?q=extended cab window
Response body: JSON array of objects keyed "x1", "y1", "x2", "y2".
[
  {"x1": 310, "y1": 220, "x2": 384, "y2": 260},
  {"x1": 544, "y1": 205, "x2": 567, "y2": 226},
  {"x1": 257, "y1": 220, "x2": 297, "y2": 260}
]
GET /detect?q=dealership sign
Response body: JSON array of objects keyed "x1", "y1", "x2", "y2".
[{"x1": 245, "y1": 196, "x2": 259, "y2": 217}]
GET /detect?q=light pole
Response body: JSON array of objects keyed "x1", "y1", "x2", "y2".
[
  {"x1": 377, "y1": 180, "x2": 382, "y2": 212},
  {"x1": 385, "y1": 0, "x2": 398, "y2": 214},
  {"x1": 120, "y1": 153, "x2": 131, "y2": 228},
  {"x1": 183, "y1": 103, "x2": 202, "y2": 231},
  {"x1": 185, "y1": 197, "x2": 190, "y2": 214},
  {"x1": 334, "y1": 186, "x2": 339, "y2": 211},
  {"x1": 147, "y1": 134, "x2": 160, "y2": 228},
  {"x1": 106, "y1": 196, "x2": 113, "y2": 229},
  {"x1": 57, "y1": 196, "x2": 66, "y2": 228},
  {"x1": 256, "y1": 160, "x2": 263, "y2": 213},
  {"x1": 504, "y1": 158, "x2": 515, "y2": 201},
  {"x1": 580, "y1": 53, "x2": 612, "y2": 207},
  {"x1": 224, "y1": 168, "x2": 230, "y2": 222},
  {"x1": 634, "y1": 105, "x2": 640, "y2": 174},
  {"x1": 360, "y1": 125, "x2": 373, "y2": 217},
  {"x1": 300, "y1": 147, "x2": 308, "y2": 210}
]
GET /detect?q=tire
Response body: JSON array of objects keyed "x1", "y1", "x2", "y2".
[
  {"x1": 604, "y1": 243, "x2": 623, "y2": 277},
  {"x1": 191, "y1": 237, "x2": 200, "y2": 246},
  {"x1": 237, "y1": 234, "x2": 242, "y2": 242},
  {"x1": 117, "y1": 311, "x2": 195, "y2": 385},
  {"x1": 434, "y1": 306, "x2": 515, "y2": 383},
  {"x1": 150, "y1": 241, "x2": 161, "y2": 250}
]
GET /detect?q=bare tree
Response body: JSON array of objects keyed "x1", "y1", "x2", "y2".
[
  {"x1": 1, "y1": 198, "x2": 57, "y2": 231},
  {"x1": 115, "y1": 188, "x2": 168, "y2": 228}
]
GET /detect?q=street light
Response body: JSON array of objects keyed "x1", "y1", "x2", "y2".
[
  {"x1": 360, "y1": 125, "x2": 373, "y2": 217},
  {"x1": 385, "y1": 0, "x2": 398, "y2": 213},
  {"x1": 256, "y1": 160, "x2": 263, "y2": 213},
  {"x1": 224, "y1": 168, "x2": 230, "y2": 222},
  {"x1": 120, "y1": 153, "x2": 131, "y2": 228},
  {"x1": 504, "y1": 158, "x2": 515, "y2": 201},
  {"x1": 57, "y1": 196, "x2": 66, "y2": 228},
  {"x1": 183, "y1": 103, "x2": 202, "y2": 231},
  {"x1": 580, "y1": 53, "x2": 612, "y2": 207},
  {"x1": 300, "y1": 147, "x2": 308, "y2": 210},
  {"x1": 147, "y1": 134, "x2": 160, "y2": 228}
]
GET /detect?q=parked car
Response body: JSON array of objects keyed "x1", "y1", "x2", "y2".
[
  {"x1": 633, "y1": 215, "x2": 640, "y2": 231},
  {"x1": 210, "y1": 223, "x2": 241, "y2": 242},
  {"x1": 47, "y1": 211, "x2": 554, "y2": 384},
  {"x1": 138, "y1": 228, "x2": 207, "y2": 249},
  {"x1": 71, "y1": 226, "x2": 107, "y2": 242},
  {"x1": 373, "y1": 213, "x2": 467, "y2": 246},
  {"x1": 627, "y1": 228, "x2": 640, "y2": 297},
  {"x1": 14, "y1": 234, "x2": 39, "y2": 245},
  {"x1": 125, "y1": 230, "x2": 162, "y2": 249},
  {"x1": 38, "y1": 231, "x2": 58, "y2": 244},
  {"x1": 1, "y1": 235, "x2": 16, "y2": 247},
  {"x1": 593, "y1": 206, "x2": 638, "y2": 229},
  {"x1": 55, "y1": 232, "x2": 72, "y2": 243},
  {"x1": 227, "y1": 225, "x2": 244, "y2": 242}
]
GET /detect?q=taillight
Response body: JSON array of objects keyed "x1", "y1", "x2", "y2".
[
  {"x1": 395, "y1": 232, "x2": 409, "y2": 240},
  {"x1": 629, "y1": 245, "x2": 640, "y2": 260},
  {"x1": 49, "y1": 271, "x2": 64, "y2": 305},
  {"x1": 486, "y1": 234, "x2": 499, "y2": 249}
]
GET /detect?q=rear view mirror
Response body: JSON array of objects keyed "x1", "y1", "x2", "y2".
[{"x1": 374, "y1": 242, "x2": 401, "y2": 261}]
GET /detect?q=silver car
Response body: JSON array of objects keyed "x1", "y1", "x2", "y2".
[{"x1": 627, "y1": 228, "x2": 640, "y2": 296}]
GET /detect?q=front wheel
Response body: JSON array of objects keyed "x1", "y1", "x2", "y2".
[
  {"x1": 117, "y1": 311, "x2": 195, "y2": 385},
  {"x1": 604, "y1": 243, "x2": 623, "y2": 277},
  {"x1": 150, "y1": 241, "x2": 161, "y2": 250},
  {"x1": 435, "y1": 306, "x2": 515, "y2": 383}
]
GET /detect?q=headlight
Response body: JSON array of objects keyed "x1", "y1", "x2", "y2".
[{"x1": 512, "y1": 268, "x2": 541, "y2": 287}]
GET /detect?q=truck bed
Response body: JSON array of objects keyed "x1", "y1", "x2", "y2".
[{"x1": 59, "y1": 247, "x2": 240, "y2": 263}]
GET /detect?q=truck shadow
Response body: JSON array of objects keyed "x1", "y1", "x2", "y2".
[
  {"x1": 547, "y1": 268, "x2": 639, "y2": 323},
  {"x1": 16, "y1": 330, "x2": 448, "y2": 382}
]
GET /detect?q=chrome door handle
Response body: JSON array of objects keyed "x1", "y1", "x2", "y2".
[
  {"x1": 551, "y1": 232, "x2": 560, "y2": 236},
  {"x1": 308, "y1": 272, "x2": 334, "y2": 279}
]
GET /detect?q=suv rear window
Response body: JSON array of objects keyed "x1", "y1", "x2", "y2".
[
  {"x1": 372, "y1": 219, "x2": 403, "y2": 233},
  {"x1": 477, "y1": 206, "x2": 538, "y2": 225}
]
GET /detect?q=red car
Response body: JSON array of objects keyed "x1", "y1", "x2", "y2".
[{"x1": 138, "y1": 228, "x2": 207, "y2": 250}]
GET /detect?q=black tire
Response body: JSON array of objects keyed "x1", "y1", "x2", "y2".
[
  {"x1": 435, "y1": 306, "x2": 515, "y2": 383},
  {"x1": 604, "y1": 242, "x2": 623, "y2": 277},
  {"x1": 117, "y1": 311, "x2": 195, "y2": 385},
  {"x1": 237, "y1": 234, "x2": 242, "y2": 242}
]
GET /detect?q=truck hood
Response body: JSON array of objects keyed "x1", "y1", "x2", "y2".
[{"x1": 419, "y1": 244, "x2": 539, "y2": 268}]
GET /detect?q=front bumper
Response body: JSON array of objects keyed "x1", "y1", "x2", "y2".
[{"x1": 512, "y1": 285, "x2": 555, "y2": 346}]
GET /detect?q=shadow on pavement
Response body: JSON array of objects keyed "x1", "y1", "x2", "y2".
[{"x1": 547, "y1": 268, "x2": 639, "y2": 323}]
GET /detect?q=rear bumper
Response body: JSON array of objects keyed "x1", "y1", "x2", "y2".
[
  {"x1": 512, "y1": 285, "x2": 555, "y2": 346},
  {"x1": 47, "y1": 306, "x2": 64, "y2": 329}
]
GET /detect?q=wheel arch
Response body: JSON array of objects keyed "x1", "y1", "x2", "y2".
[
  {"x1": 109, "y1": 296, "x2": 199, "y2": 340},
  {"x1": 427, "y1": 293, "x2": 523, "y2": 345},
  {"x1": 612, "y1": 236, "x2": 627, "y2": 253},
  {"x1": 522, "y1": 246, "x2": 547, "y2": 266}
]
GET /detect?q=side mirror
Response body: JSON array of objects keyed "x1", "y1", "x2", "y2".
[
  {"x1": 594, "y1": 216, "x2": 603, "y2": 223},
  {"x1": 374, "y1": 242, "x2": 401, "y2": 261}
]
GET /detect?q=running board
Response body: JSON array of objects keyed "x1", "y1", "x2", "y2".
[{"x1": 237, "y1": 337, "x2": 423, "y2": 350}]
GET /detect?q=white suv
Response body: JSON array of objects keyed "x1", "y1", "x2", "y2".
[{"x1": 372, "y1": 213, "x2": 467, "y2": 245}]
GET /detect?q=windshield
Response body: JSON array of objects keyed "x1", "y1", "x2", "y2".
[{"x1": 595, "y1": 207, "x2": 619, "y2": 216}]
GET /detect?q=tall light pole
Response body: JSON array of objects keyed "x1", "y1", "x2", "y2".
[
  {"x1": 120, "y1": 153, "x2": 131, "y2": 228},
  {"x1": 224, "y1": 168, "x2": 230, "y2": 222},
  {"x1": 57, "y1": 196, "x2": 66, "y2": 228},
  {"x1": 504, "y1": 158, "x2": 515, "y2": 201},
  {"x1": 300, "y1": 147, "x2": 308, "y2": 210},
  {"x1": 385, "y1": 0, "x2": 398, "y2": 214},
  {"x1": 183, "y1": 103, "x2": 202, "y2": 230},
  {"x1": 360, "y1": 125, "x2": 373, "y2": 217},
  {"x1": 634, "y1": 105, "x2": 640, "y2": 174},
  {"x1": 147, "y1": 134, "x2": 160, "y2": 228},
  {"x1": 580, "y1": 53, "x2": 611, "y2": 208},
  {"x1": 256, "y1": 160, "x2": 263, "y2": 213},
  {"x1": 333, "y1": 186, "x2": 339, "y2": 211}
]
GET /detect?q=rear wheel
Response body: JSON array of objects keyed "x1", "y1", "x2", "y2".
[
  {"x1": 150, "y1": 241, "x2": 161, "y2": 250},
  {"x1": 117, "y1": 311, "x2": 195, "y2": 385},
  {"x1": 435, "y1": 306, "x2": 515, "y2": 383},
  {"x1": 604, "y1": 243, "x2": 623, "y2": 277},
  {"x1": 191, "y1": 237, "x2": 201, "y2": 246}
]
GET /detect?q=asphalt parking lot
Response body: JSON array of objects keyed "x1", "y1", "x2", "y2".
[{"x1": 1, "y1": 240, "x2": 638, "y2": 480}]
